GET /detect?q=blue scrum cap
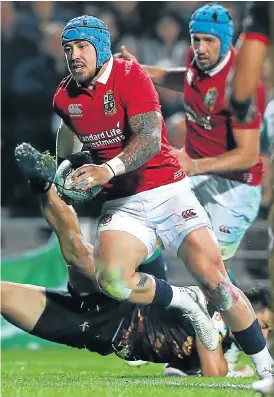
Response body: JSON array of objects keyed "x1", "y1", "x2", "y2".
[
  {"x1": 189, "y1": 4, "x2": 233, "y2": 57},
  {"x1": 61, "y1": 15, "x2": 112, "y2": 68}
]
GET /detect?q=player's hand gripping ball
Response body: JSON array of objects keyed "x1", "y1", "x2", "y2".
[{"x1": 54, "y1": 152, "x2": 103, "y2": 202}]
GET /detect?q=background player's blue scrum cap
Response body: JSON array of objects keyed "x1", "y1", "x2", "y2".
[
  {"x1": 61, "y1": 15, "x2": 112, "y2": 68},
  {"x1": 189, "y1": 4, "x2": 234, "y2": 58}
]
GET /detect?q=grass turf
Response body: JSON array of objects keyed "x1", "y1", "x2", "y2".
[{"x1": 2, "y1": 348, "x2": 258, "y2": 397}]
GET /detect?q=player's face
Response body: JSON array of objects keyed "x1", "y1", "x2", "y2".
[
  {"x1": 64, "y1": 40, "x2": 97, "y2": 84},
  {"x1": 257, "y1": 309, "x2": 272, "y2": 340},
  {"x1": 191, "y1": 34, "x2": 221, "y2": 71}
]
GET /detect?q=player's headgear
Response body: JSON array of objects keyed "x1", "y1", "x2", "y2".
[
  {"x1": 61, "y1": 15, "x2": 112, "y2": 69},
  {"x1": 189, "y1": 4, "x2": 233, "y2": 58}
]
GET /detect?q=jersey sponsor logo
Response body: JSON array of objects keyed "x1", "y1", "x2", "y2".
[
  {"x1": 185, "y1": 104, "x2": 212, "y2": 130},
  {"x1": 204, "y1": 87, "x2": 218, "y2": 112},
  {"x1": 68, "y1": 103, "x2": 83, "y2": 118},
  {"x1": 76, "y1": 122, "x2": 126, "y2": 148},
  {"x1": 104, "y1": 90, "x2": 117, "y2": 116},
  {"x1": 182, "y1": 208, "x2": 197, "y2": 220},
  {"x1": 219, "y1": 225, "x2": 231, "y2": 234}
]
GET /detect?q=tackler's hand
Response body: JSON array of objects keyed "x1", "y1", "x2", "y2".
[
  {"x1": 114, "y1": 45, "x2": 138, "y2": 62},
  {"x1": 72, "y1": 164, "x2": 113, "y2": 191},
  {"x1": 174, "y1": 148, "x2": 198, "y2": 176}
]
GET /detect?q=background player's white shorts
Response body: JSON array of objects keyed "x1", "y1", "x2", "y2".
[
  {"x1": 96, "y1": 177, "x2": 211, "y2": 259},
  {"x1": 190, "y1": 175, "x2": 261, "y2": 261}
]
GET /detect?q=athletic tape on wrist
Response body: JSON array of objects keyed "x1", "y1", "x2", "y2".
[{"x1": 105, "y1": 158, "x2": 126, "y2": 176}]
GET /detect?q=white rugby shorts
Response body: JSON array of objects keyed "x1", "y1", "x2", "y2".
[
  {"x1": 190, "y1": 175, "x2": 261, "y2": 260},
  {"x1": 96, "y1": 177, "x2": 211, "y2": 259}
]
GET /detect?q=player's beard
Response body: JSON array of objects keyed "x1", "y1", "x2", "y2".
[
  {"x1": 195, "y1": 57, "x2": 217, "y2": 71},
  {"x1": 70, "y1": 67, "x2": 97, "y2": 86},
  {"x1": 196, "y1": 57, "x2": 221, "y2": 72}
]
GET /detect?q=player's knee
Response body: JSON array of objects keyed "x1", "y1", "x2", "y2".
[
  {"x1": 201, "y1": 277, "x2": 240, "y2": 312},
  {"x1": 96, "y1": 269, "x2": 132, "y2": 301}
]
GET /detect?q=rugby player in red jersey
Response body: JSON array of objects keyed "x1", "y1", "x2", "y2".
[
  {"x1": 118, "y1": 4, "x2": 274, "y2": 378},
  {"x1": 15, "y1": 14, "x2": 273, "y2": 377}
]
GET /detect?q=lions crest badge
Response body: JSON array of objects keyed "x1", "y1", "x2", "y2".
[
  {"x1": 104, "y1": 90, "x2": 117, "y2": 116},
  {"x1": 204, "y1": 87, "x2": 218, "y2": 111}
]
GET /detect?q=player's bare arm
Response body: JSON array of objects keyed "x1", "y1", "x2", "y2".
[
  {"x1": 72, "y1": 111, "x2": 162, "y2": 189},
  {"x1": 177, "y1": 127, "x2": 260, "y2": 176},
  {"x1": 142, "y1": 66, "x2": 186, "y2": 92},
  {"x1": 196, "y1": 338, "x2": 228, "y2": 377},
  {"x1": 56, "y1": 119, "x2": 83, "y2": 165},
  {"x1": 118, "y1": 46, "x2": 185, "y2": 92},
  {"x1": 118, "y1": 111, "x2": 161, "y2": 172},
  {"x1": 39, "y1": 185, "x2": 97, "y2": 293}
]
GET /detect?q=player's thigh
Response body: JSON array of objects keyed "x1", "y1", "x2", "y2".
[
  {"x1": 1, "y1": 281, "x2": 46, "y2": 332},
  {"x1": 95, "y1": 202, "x2": 157, "y2": 278},
  {"x1": 178, "y1": 227, "x2": 226, "y2": 284},
  {"x1": 96, "y1": 231, "x2": 148, "y2": 279},
  {"x1": 152, "y1": 178, "x2": 212, "y2": 253}
]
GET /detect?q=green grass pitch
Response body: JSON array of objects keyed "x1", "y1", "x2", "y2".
[{"x1": 2, "y1": 348, "x2": 258, "y2": 397}]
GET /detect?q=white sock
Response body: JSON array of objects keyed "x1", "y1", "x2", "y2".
[
  {"x1": 169, "y1": 286, "x2": 182, "y2": 307},
  {"x1": 249, "y1": 346, "x2": 274, "y2": 370},
  {"x1": 169, "y1": 286, "x2": 196, "y2": 311}
]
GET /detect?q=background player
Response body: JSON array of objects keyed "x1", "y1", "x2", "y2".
[{"x1": 119, "y1": 4, "x2": 264, "y2": 278}]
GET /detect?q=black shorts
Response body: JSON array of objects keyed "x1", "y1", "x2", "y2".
[{"x1": 31, "y1": 287, "x2": 134, "y2": 356}]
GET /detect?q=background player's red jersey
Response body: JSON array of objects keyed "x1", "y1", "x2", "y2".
[
  {"x1": 54, "y1": 58, "x2": 184, "y2": 199},
  {"x1": 184, "y1": 47, "x2": 264, "y2": 186}
]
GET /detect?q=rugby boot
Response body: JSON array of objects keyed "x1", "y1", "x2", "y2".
[{"x1": 15, "y1": 143, "x2": 56, "y2": 183}]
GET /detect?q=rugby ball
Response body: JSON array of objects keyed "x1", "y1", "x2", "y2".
[{"x1": 54, "y1": 152, "x2": 103, "y2": 202}]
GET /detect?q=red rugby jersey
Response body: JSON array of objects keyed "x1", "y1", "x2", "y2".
[
  {"x1": 53, "y1": 57, "x2": 185, "y2": 199},
  {"x1": 184, "y1": 47, "x2": 264, "y2": 186}
]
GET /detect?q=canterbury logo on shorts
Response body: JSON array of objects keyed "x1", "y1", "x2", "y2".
[
  {"x1": 182, "y1": 209, "x2": 197, "y2": 220},
  {"x1": 219, "y1": 225, "x2": 231, "y2": 234}
]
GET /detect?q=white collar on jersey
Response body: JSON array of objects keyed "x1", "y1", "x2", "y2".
[
  {"x1": 205, "y1": 50, "x2": 231, "y2": 77},
  {"x1": 97, "y1": 56, "x2": 114, "y2": 84}
]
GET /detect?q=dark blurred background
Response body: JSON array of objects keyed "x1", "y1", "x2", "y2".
[{"x1": 1, "y1": 1, "x2": 273, "y2": 288}]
